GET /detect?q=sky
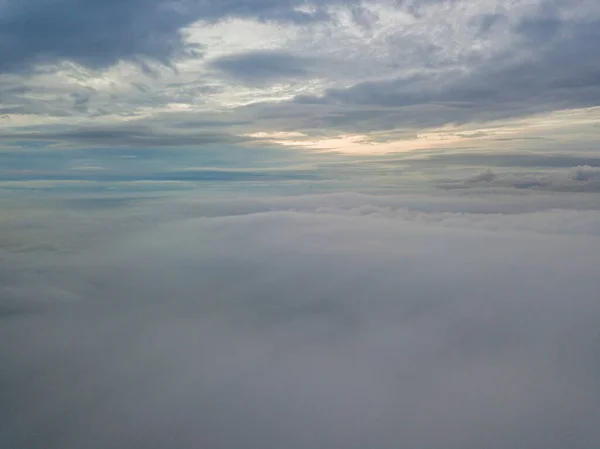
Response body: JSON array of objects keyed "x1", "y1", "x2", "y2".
[
  {"x1": 2, "y1": 0, "x2": 600, "y2": 448},
  {"x1": 1, "y1": 0, "x2": 600, "y2": 194}
]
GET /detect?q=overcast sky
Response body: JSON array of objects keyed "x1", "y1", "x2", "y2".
[{"x1": 1, "y1": 0, "x2": 600, "y2": 157}]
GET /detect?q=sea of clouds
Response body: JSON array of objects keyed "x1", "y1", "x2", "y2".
[{"x1": 2, "y1": 190, "x2": 600, "y2": 449}]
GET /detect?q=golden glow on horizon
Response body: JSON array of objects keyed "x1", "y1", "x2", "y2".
[
  {"x1": 245, "y1": 106, "x2": 600, "y2": 154},
  {"x1": 2, "y1": 102, "x2": 599, "y2": 152},
  {"x1": 266, "y1": 132, "x2": 468, "y2": 154}
]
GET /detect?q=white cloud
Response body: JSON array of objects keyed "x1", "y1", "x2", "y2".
[
  {"x1": 569, "y1": 165, "x2": 600, "y2": 181},
  {"x1": 2, "y1": 191, "x2": 600, "y2": 448}
]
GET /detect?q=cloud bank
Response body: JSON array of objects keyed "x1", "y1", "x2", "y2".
[{"x1": 2, "y1": 191, "x2": 600, "y2": 449}]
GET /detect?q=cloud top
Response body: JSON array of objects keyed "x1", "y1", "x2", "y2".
[{"x1": 2, "y1": 191, "x2": 600, "y2": 448}]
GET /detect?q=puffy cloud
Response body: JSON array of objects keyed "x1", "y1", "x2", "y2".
[
  {"x1": 2, "y1": 191, "x2": 600, "y2": 448},
  {"x1": 569, "y1": 165, "x2": 600, "y2": 181}
]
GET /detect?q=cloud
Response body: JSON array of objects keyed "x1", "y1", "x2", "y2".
[
  {"x1": 0, "y1": 0, "x2": 202, "y2": 73},
  {"x1": 438, "y1": 165, "x2": 600, "y2": 192},
  {"x1": 70, "y1": 91, "x2": 93, "y2": 112},
  {"x1": 412, "y1": 152, "x2": 600, "y2": 169},
  {"x1": 439, "y1": 165, "x2": 600, "y2": 192},
  {"x1": 282, "y1": 8, "x2": 600, "y2": 131},
  {"x1": 210, "y1": 50, "x2": 314, "y2": 85},
  {"x1": 0, "y1": 124, "x2": 248, "y2": 148},
  {"x1": 569, "y1": 165, "x2": 600, "y2": 181},
  {"x1": 0, "y1": 0, "x2": 359, "y2": 74},
  {"x1": 2, "y1": 191, "x2": 600, "y2": 448},
  {"x1": 2, "y1": 0, "x2": 600, "y2": 148},
  {"x1": 467, "y1": 168, "x2": 496, "y2": 183}
]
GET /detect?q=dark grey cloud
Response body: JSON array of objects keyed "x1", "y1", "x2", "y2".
[
  {"x1": 0, "y1": 0, "x2": 361, "y2": 74},
  {"x1": 170, "y1": 119, "x2": 252, "y2": 128},
  {"x1": 2, "y1": 192, "x2": 600, "y2": 448},
  {"x1": 71, "y1": 91, "x2": 93, "y2": 112},
  {"x1": 0, "y1": 82, "x2": 32, "y2": 116},
  {"x1": 0, "y1": 124, "x2": 247, "y2": 148},
  {"x1": 472, "y1": 12, "x2": 507, "y2": 35},
  {"x1": 286, "y1": 14, "x2": 600, "y2": 131},
  {"x1": 0, "y1": 0, "x2": 202, "y2": 73},
  {"x1": 210, "y1": 50, "x2": 314, "y2": 85}
]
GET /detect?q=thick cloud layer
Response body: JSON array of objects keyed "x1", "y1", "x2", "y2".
[
  {"x1": 2, "y1": 192, "x2": 600, "y2": 449},
  {"x1": 2, "y1": 0, "x2": 600, "y2": 150},
  {"x1": 0, "y1": 0, "x2": 352, "y2": 73}
]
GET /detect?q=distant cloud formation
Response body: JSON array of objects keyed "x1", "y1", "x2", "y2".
[
  {"x1": 438, "y1": 165, "x2": 600, "y2": 191},
  {"x1": 2, "y1": 191, "x2": 600, "y2": 448}
]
